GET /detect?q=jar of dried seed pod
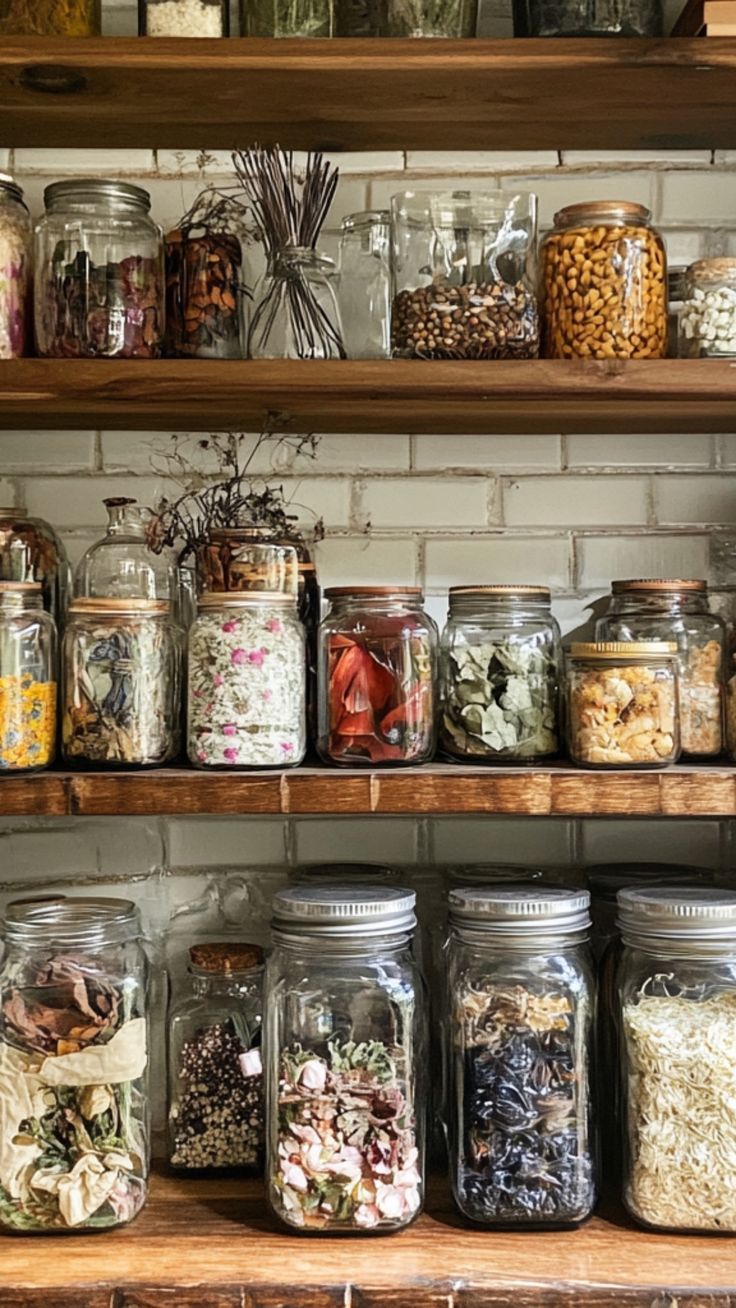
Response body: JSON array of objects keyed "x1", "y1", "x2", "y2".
[
  {"x1": 566, "y1": 641, "x2": 680, "y2": 768},
  {"x1": 0, "y1": 582, "x2": 57, "y2": 773},
  {"x1": 541, "y1": 202, "x2": 667, "y2": 360}
]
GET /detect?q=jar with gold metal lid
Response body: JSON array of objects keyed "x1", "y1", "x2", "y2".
[
  {"x1": 566, "y1": 641, "x2": 680, "y2": 768},
  {"x1": 679, "y1": 258, "x2": 736, "y2": 358},
  {"x1": 0, "y1": 582, "x2": 57, "y2": 773}
]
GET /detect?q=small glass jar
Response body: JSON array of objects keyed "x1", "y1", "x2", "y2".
[
  {"x1": 541, "y1": 202, "x2": 667, "y2": 360},
  {"x1": 0, "y1": 506, "x2": 70, "y2": 628},
  {"x1": 567, "y1": 641, "x2": 680, "y2": 769},
  {"x1": 439, "y1": 585, "x2": 561, "y2": 764},
  {"x1": 196, "y1": 527, "x2": 298, "y2": 599},
  {"x1": 165, "y1": 224, "x2": 243, "y2": 356},
  {"x1": 618, "y1": 887, "x2": 736, "y2": 1232},
  {"x1": 265, "y1": 885, "x2": 426, "y2": 1233},
  {"x1": 188, "y1": 593, "x2": 306, "y2": 769},
  {"x1": 0, "y1": 176, "x2": 31, "y2": 359},
  {"x1": 168, "y1": 942, "x2": 264, "y2": 1173},
  {"x1": 240, "y1": 0, "x2": 332, "y2": 32},
  {"x1": 0, "y1": 896, "x2": 150, "y2": 1232},
  {"x1": 75, "y1": 498, "x2": 181, "y2": 610},
  {"x1": 678, "y1": 258, "x2": 736, "y2": 358},
  {"x1": 0, "y1": 583, "x2": 57, "y2": 773},
  {"x1": 140, "y1": 0, "x2": 229, "y2": 32},
  {"x1": 318, "y1": 586, "x2": 438, "y2": 767},
  {"x1": 392, "y1": 190, "x2": 539, "y2": 360},
  {"x1": 248, "y1": 247, "x2": 345, "y2": 359},
  {"x1": 62, "y1": 599, "x2": 183, "y2": 767},
  {"x1": 34, "y1": 180, "x2": 164, "y2": 360},
  {"x1": 447, "y1": 886, "x2": 596, "y2": 1227},
  {"x1": 338, "y1": 211, "x2": 391, "y2": 360},
  {"x1": 596, "y1": 579, "x2": 727, "y2": 759},
  {"x1": 512, "y1": 0, "x2": 660, "y2": 34},
  {"x1": 0, "y1": 0, "x2": 99, "y2": 32}
]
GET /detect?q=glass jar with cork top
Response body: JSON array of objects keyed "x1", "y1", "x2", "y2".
[
  {"x1": 0, "y1": 582, "x2": 57, "y2": 773},
  {"x1": 566, "y1": 641, "x2": 680, "y2": 768}
]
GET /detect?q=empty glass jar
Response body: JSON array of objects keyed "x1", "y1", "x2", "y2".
[
  {"x1": 75, "y1": 498, "x2": 180, "y2": 610},
  {"x1": 0, "y1": 176, "x2": 30, "y2": 359},
  {"x1": 0, "y1": 506, "x2": 70, "y2": 628},
  {"x1": 566, "y1": 642, "x2": 680, "y2": 768},
  {"x1": 248, "y1": 247, "x2": 344, "y2": 359},
  {"x1": 0, "y1": 583, "x2": 57, "y2": 773},
  {"x1": 338, "y1": 211, "x2": 391, "y2": 359}
]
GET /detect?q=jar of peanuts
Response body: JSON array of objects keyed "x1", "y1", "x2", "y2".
[
  {"x1": 566, "y1": 641, "x2": 680, "y2": 769},
  {"x1": 541, "y1": 202, "x2": 667, "y2": 360}
]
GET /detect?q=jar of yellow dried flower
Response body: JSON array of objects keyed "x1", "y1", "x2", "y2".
[
  {"x1": 0, "y1": 582, "x2": 56, "y2": 773},
  {"x1": 566, "y1": 641, "x2": 680, "y2": 768}
]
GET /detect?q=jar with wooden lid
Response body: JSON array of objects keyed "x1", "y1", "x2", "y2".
[
  {"x1": 679, "y1": 258, "x2": 736, "y2": 357},
  {"x1": 566, "y1": 641, "x2": 680, "y2": 768},
  {"x1": 541, "y1": 202, "x2": 667, "y2": 360},
  {"x1": 0, "y1": 582, "x2": 57, "y2": 773},
  {"x1": 0, "y1": 176, "x2": 30, "y2": 359}
]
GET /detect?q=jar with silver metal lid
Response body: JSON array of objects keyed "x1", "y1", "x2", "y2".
[
  {"x1": 265, "y1": 885, "x2": 426, "y2": 1233},
  {"x1": 338, "y1": 211, "x2": 391, "y2": 359},
  {"x1": 446, "y1": 886, "x2": 596, "y2": 1227}
]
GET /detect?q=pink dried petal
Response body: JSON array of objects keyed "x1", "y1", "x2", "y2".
[
  {"x1": 239, "y1": 1048, "x2": 262, "y2": 1078},
  {"x1": 223, "y1": 746, "x2": 239, "y2": 763},
  {"x1": 266, "y1": 618, "x2": 283, "y2": 634},
  {"x1": 222, "y1": 724, "x2": 237, "y2": 737}
]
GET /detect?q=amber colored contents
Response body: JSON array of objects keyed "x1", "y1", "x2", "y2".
[
  {"x1": 0, "y1": 0, "x2": 99, "y2": 33},
  {"x1": 0, "y1": 675, "x2": 56, "y2": 771},
  {"x1": 325, "y1": 631, "x2": 435, "y2": 764}
]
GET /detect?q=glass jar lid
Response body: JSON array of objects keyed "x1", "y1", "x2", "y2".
[
  {"x1": 586, "y1": 863, "x2": 712, "y2": 905},
  {"x1": 271, "y1": 885, "x2": 416, "y2": 938},
  {"x1": 189, "y1": 941, "x2": 264, "y2": 975},
  {"x1": 450, "y1": 583, "x2": 550, "y2": 600},
  {"x1": 449, "y1": 886, "x2": 590, "y2": 937},
  {"x1": 611, "y1": 578, "x2": 707, "y2": 594},
  {"x1": 44, "y1": 179, "x2": 153, "y2": 212},
  {"x1": 618, "y1": 887, "x2": 736, "y2": 944},
  {"x1": 3, "y1": 896, "x2": 141, "y2": 948},
  {"x1": 0, "y1": 173, "x2": 26, "y2": 208},
  {"x1": 569, "y1": 641, "x2": 677, "y2": 660},
  {"x1": 553, "y1": 201, "x2": 652, "y2": 228}
]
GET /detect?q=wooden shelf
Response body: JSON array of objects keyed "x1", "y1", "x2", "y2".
[
  {"x1": 4, "y1": 37, "x2": 736, "y2": 151},
  {"x1": 2, "y1": 358, "x2": 736, "y2": 433}
]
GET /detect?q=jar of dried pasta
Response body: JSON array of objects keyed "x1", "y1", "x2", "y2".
[
  {"x1": 541, "y1": 202, "x2": 667, "y2": 360},
  {"x1": 566, "y1": 641, "x2": 679, "y2": 768}
]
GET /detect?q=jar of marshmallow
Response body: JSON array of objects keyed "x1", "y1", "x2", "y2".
[{"x1": 679, "y1": 258, "x2": 736, "y2": 358}]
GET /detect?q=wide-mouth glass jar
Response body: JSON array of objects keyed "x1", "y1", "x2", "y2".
[
  {"x1": 140, "y1": 0, "x2": 229, "y2": 33},
  {"x1": 679, "y1": 258, "x2": 736, "y2": 358},
  {"x1": 248, "y1": 247, "x2": 345, "y2": 359},
  {"x1": 566, "y1": 641, "x2": 680, "y2": 768},
  {"x1": 512, "y1": 0, "x2": 661, "y2": 35},
  {"x1": 0, "y1": 896, "x2": 150, "y2": 1232},
  {"x1": 265, "y1": 885, "x2": 426, "y2": 1234},
  {"x1": 541, "y1": 202, "x2": 667, "y2": 360},
  {"x1": 165, "y1": 221, "x2": 242, "y2": 354},
  {"x1": 446, "y1": 886, "x2": 596, "y2": 1227},
  {"x1": 0, "y1": 582, "x2": 57, "y2": 773},
  {"x1": 338, "y1": 211, "x2": 391, "y2": 360},
  {"x1": 0, "y1": 175, "x2": 30, "y2": 359},
  {"x1": 440, "y1": 585, "x2": 561, "y2": 763},
  {"x1": 0, "y1": 506, "x2": 70, "y2": 628}
]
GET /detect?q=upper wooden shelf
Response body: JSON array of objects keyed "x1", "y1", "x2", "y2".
[
  {"x1": 3, "y1": 37, "x2": 736, "y2": 150},
  {"x1": 2, "y1": 358, "x2": 736, "y2": 433}
]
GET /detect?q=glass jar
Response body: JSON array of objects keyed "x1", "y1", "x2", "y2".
[
  {"x1": 512, "y1": 0, "x2": 660, "y2": 34},
  {"x1": 0, "y1": 176, "x2": 30, "y2": 359},
  {"x1": 188, "y1": 593, "x2": 306, "y2": 769},
  {"x1": 75, "y1": 498, "x2": 181, "y2": 610},
  {"x1": 0, "y1": 583, "x2": 57, "y2": 773},
  {"x1": 318, "y1": 586, "x2": 438, "y2": 767},
  {"x1": 168, "y1": 942, "x2": 264, "y2": 1173},
  {"x1": 439, "y1": 585, "x2": 561, "y2": 763},
  {"x1": 566, "y1": 641, "x2": 680, "y2": 768},
  {"x1": 0, "y1": 506, "x2": 70, "y2": 628},
  {"x1": 595, "y1": 579, "x2": 727, "y2": 759},
  {"x1": 196, "y1": 527, "x2": 298, "y2": 598},
  {"x1": 0, "y1": 896, "x2": 150, "y2": 1232},
  {"x1": 140, "y1": 0, "x2": 229, "y2": 32},
  {"x1": 446, "y1": 886, "x2": 596, "y2": 1227},
  {"x1": 678, "y1": 258, "x2": 736, "y2": 358},
  {"x1": 392, "y1": 190, "x2": 539, "y2": 361},
  {"x1": 265, "y1": 885, "x2": 426, "y2": 1233},
  {"x1": 240, "y1": 0, "x2": 332, "y2": 32},
  {"x1": 0, "y1": 0, "x2": 99, "y2": 32},
  {"x1": 248, "y1": 247, "x2": 345, "y2": 360},
  {"x1": 728, "y1": 654, "x2": 736, "y2": 761},
  {"x1": 338, "y1": 211, "x2": 391, "y2": 360},
  {"x1": 165, "y1": 224, "x2": 243, "y2": 356},
  {"x1": 34, "y1": 181, "x2": 164, "y2": 360},
  {"x1": 541, "y1": 202, "x2": 667, "y2": 360},
  {"x1": 62, "y1": 599, "x2": 183, "y2": 767},
  {"x1": 337, "y1": 0, "x2": 476, "y2": 32},
  {"x1": 618, "y1": 887, "x2": 736, "y2": 1232}
]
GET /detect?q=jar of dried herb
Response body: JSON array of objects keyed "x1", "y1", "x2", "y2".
[
  {"x1": 265, "y1": 885, "x2": 426, "y2": 1233},
  {"x1": 446, "y1": 886, "x2": 596, "y2": 1227},
  {"x1": 0, "y1": 896, "x2": 150, "y2": 1232},
  {"x1": 0, "y1": 176, "x2": 31, "y2": 359},
  {"x1": 0, "y1": 582, "x2": 57, "y2": 773}
]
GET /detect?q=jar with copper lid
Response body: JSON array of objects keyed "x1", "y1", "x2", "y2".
[
  {"x1": 679, "y1": 258, "x2": 736, "y2": 358},
  {"x1": 596, "y1": 579, "x2": 726, "y2": 759},
  {"x1": 439, "y1": 585, "x2": 561, "y2": 763},
  {"x1": 567, "y1": 641, "x2": 680, "y2": 768},
  {"x1": 541, "y1": 202, "x2": 667, "y2": 360},
  {"x1": 317, "y1": 586, "x2": 438, "y2": 766},
  {"x1": 0, "y1": 582, "x2": 57, "y2": 773}
]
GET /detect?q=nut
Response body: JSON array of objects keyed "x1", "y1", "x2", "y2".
[{"x1": 391, "y1": 280, "x2": 539, "y2": 360}]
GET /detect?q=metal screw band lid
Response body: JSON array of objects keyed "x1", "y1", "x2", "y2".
[
  {"x1": 617, "y1": 886, "x2": 736, "y2": 942},
  {"x1": 569, "y1": 640, "x2": 677, "y2": 659},
  {"x1": 3, "y1": 896, "x2": 142, "y2": 948},
  {"x1": 44, "y1": 179, "x2": 153, "y2": 211},
  {"x1": 271, "y1": 885, "x2": 416, "y2": 938},
  {"x1": 0, "y1": 173, "x2": 26, "y2": 208},
  {"x1": 611, "y1": 578, "x2": 707, "y2": 594},
  {"x1": 449, "y1": 886, "x2": 590, "y2": 936}
]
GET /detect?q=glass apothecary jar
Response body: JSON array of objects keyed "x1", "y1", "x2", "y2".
[
  {"x1": 62, "y1": 599, "x2": 183, "y2": 767},
  {"x1": 446, "y1": 887, "x2": 596, "y2": 1227},
  {"x1": 618, "y1": 887, "x2": 736, "y2": 1232},
  {"x1": 34, "y1": 181, "x2": 164, "y2": 360},
  {"x1": 566, "y1": 641, "x2": 680, "y2": 768},
  {"x1": 0, "y1": 506, "x2": 70, "y2": 628},
  {"x1": 338, "y1": 211, "x2": 391, "y2": 360},
  {"x1": 0, "y1": 896, "x2": 150, "y2": 1232},
  {"x1": 596, "y1": 579, "x2": 726, "y2": 759},
  {"x1": 0, "y1": 0, "x2": 99, "y2": 32},
  {"x1": 392, "y1": 190, "x2": 539, "y2": 360},
  {"x1": 240, "y1": 0, "x2": 332, "y2": 32},
  {"x1": 196, "y1": 527, "x2": 298, "y2": 598},
  {"x1": 165, "y1": 224, "x2": 242, "y2": 355},
  {"x1": 265, "y1": 885, "x2": 426, "y2": 1233},
  {"x1": 188, "y1": 593, "x2": 306, "y2": 769},
  {"x1": 318, "y1": 586, "x2": 438, "y2": 767},
  {"x1": 248, "y1": 247, "x2": 344, "y2": 359},
  {"x1": 140, "y1": 0, "x2": 229, "y2": 33},
  {"x1": 0, "y1": 583, "x2": 57, "y2": 773},
  {"x1": 541, "y1": 202, "x2": 667, "y2": 360},
  {"x1": 0, "y1": 176, "x2": 30, "y2": 359},
  {"x1": 679, "y1": 259, "x2": 736, "y2": 358},
  {"x1": 168, "y1": 943, "x2": 264, "y2": 1173},
  {"x1": 75, "y1": 498, "x2": 181, "y2": 610},
  {"x1": 439, "y1": 585, "x2": 561, "y2": 763},
  {"x1": 512, "y1": 0, "x2": 660, "y2": 34}
]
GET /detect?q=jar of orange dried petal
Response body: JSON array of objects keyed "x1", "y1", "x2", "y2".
[{"x1": 0, "y1": 581, "x2": 57, "y2": 772}]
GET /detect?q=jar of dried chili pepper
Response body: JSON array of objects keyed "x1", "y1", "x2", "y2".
[{"x1": 317, "y1": 585, "x2": 438, "y2": 767}]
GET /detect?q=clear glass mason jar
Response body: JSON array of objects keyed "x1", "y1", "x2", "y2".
[
  {"x1": 34, "y1": 180, "x2": 164, "y2": 360},
  {"x1": 0, "y1": 896, "x2": 150, "y2": 1233},
  {"x1": 240, "y1": 0, "x2": 332, "y2": 32},
  {"x1": 0, "y1": 176, "x2": 31, "y2": 359},
  {"x1": 446, "y1": 887, "x2": 596, "y2": 1227},
  {"x1": 248, "y1": 247, "x2": 345, "y2": 359},
  {"x1": 0, "y1": 583, "x2": 57, "y2": 773},
  {"x1": 140, "y1": 0, "x2": 229, "y2": 33},
  {"x1": 62, "y1": 599, "x2": 183, "y2": 767},
  {"x1": 336, "y1": 0, "x2": 476, "y2": 31},
  {"x1": 188, "y1": 593, "x2": 306, "y2": 769},
  {"x1": 391, "y1": 190, "x2": 539, "y2": 360},
  {"x1": 196, "y1": 527, "x2": 298, "y2": 599},
  {"x1": 338, "y1": 211, "x2": 391, "y2": 360},
  {"x1": 512, "y1": 0, "x2": 660, "y2": 34},
  {"x1": 318, "y1": 586, "x2": 438, "y2": 767},
  {"x1": 168, "y1": 942, "x2": 264, "y2": 1173},
  {"x1": 618, "y1": 886, "x2": 736, "y2": 1232},
  {"x1": 265, "y1": 885, "x2": 426, "y2": 1234},
  {"x1": 541, "y1": 202, "x2": 667, "y2": 360},
  {"x1": 75, "y1": 498, "x2": 181, "y2": 610},
  {"x1": 566, "y1": 641, "x2": 680, "y2": 768},
  {"x1": 678, "y1": 258, "x2": 736, "y2": 358},
  {"x1": 0, "y1": 506, "x2": 70, "y2": 629},
  {"x1": 165, "y1": 224, "x2": 243, "y2": 355},
  {"x1": 0, "y1": 0, "x2": 99, "y2": 32},
  {"x1": 440, "y1": 585, "x2": 561, "y2": 763},
  {"x1": 595, "y1": 579, "x2": 727, "y2": 759}
]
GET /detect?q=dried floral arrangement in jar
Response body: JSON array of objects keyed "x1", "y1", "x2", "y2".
[
  {"x1": 165, "y1": 188, "x2": 250, "y2": 359},
  {"x1": 442, "y1": 640, "x2": 558, "y2": 761}
]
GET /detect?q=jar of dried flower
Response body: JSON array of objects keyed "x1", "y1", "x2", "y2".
[
  {"x1": 0, "y1": 582, "x2": 57, "y2": 773},
  {"x1": 0, "y1": 176, "x2": 31, "y2": 359},
  {"x1": 566, "y1": 641, "x2": 680, "y2": 768}
]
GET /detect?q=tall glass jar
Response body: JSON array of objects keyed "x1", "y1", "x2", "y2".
[
  {"x1": 196, "y1": 527, "x2": 298, "y2": 599},
  {"x1": 188, "y1": 593, "x2": 306, "y2": 769},
  {"x1": 318, "y1": 586, "x2": 438, "y2": 767},
  {"x1": 338, "y1": 211, "x2": 391, "y2": 359},
  {"x1": 240, "y1": 0, "x2": 332, "y2": 32},
  {"x1": 165, "y1": 223, "x2": 243, "y2": 355},
  {"x1": 248, "y1": 248, "x2": 345, "y2": 359},
  {"x1": 596, "y1": 579, "x2": 727, "y2": 759},
  {"x1": 566, "y1": 641, "x2": 680, "y2": 768},
  {"x1": 265, "y1": 886, "x2": 426, "y2": 1233},
  {"x1": 168, "y1": 943, "x2": 264, "y2": 1173},
  {"x1": 447, "y1": 887, "x2": 596, "y2": 1227},
  {"x1": 0, "y1": 0, "x2": 99, "y2": 32},
  {"x1": 0, "y1": 506, "x2": 70, "y2": 628},
  {"x1": 0, "y1": 583, "x2": 57, "y2": 773},
  {"x1": 34, "y1": 181, "x2": 164, "y2": 360},
  {"x1": 62, "y1": 599, "x2": 183, "y2": 767},
  {"x1": 0, "y1": 896, "x2": 150, "y2": 1232},
  {"x1": 392, "y1": 190, "x2": 539, "y2": 360},
  {"x1": 439, "y1": 585, "x2": 561, "y2": 763},
  {"x1": 0, "y1": 176, "x2": 30, "y2": 359},
  {"x1": 541, "y1": 202, "x2": 667, "y2": 360},
  {"x1": 140, "y1": 0, "x2": 229, "y2": 33},
  {"x1": 337, "y1": 0, "x2": 476, "y2": 33},
  {"x1": 75, "y1": 498, "x2": 181, "y2": 610},
  {"x1": 512, "y1": 0, "x2": 660, "y2": 34},
  {"x1": 618, "y1": 887, "x2": 736, "y2": 1232}
]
